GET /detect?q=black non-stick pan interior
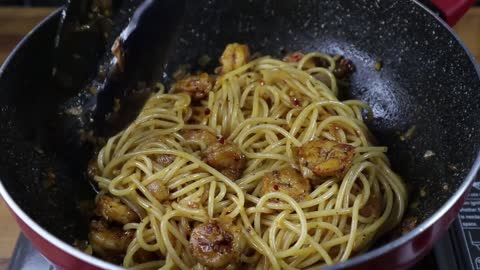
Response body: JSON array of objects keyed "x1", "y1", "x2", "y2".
[{"x1": 0, "y1": 0, "x2": 479, "y2": 261}]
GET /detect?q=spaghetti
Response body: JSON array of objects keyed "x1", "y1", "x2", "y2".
[{"x1": 89, "y1": 43, "x2": 407, "y2": 270}]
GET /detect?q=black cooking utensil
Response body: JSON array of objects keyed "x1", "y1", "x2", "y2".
[
  {"x1": 93, "y1": 0, "x2": 186, "y2": 137},
  {"x1": 52, "y1": 0, "x2": 136, "y2": 94},
  {"x1": 53, "y1": 0, "x2": 186, "y2": 138}
]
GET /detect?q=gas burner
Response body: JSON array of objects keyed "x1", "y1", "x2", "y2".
[{"x1": 8, "y1": 234, "x2": 54, "y2": 270}]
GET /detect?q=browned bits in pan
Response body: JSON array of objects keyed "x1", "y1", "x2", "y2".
[
  {"x1": 359, "y1": 195, "x2": 383, "y2": 218},
  {"x1": 111, "y1": 38, "x2": 124, "y2": 72},
  {"x1": 399, "y1": 216, "x2": 418, "y2": 236},
  {"x1": 283, "y1": 51, "x2": 305, "y2": 63},
  {"x1": 333, "y1": 56, "x2": 355, "y2": 79}
]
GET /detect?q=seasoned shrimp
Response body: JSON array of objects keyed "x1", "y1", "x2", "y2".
[
  {"x1": 95, "y1": 195, "x2": 139, "y2": 225},
  {"x1": 219, "y1": 43, "x2": 250, "y2": 74},
  {"x1": 146, "y1": 180, "x2": 169, "y2": 202},
  {"x1": 201, "y1": 141, "x2": 247, "y2": 180},
  {"x1": 174, "y1": 73, "x2": 214, "y2": 100},
  {"x1": 182, "y1": 129, "x2": 218, "y2": 145},
  {"x1": 190, "y1": 219, "x2": 243, "y2": 268},
  {"x1": 261, "y1": 167, "x2": 311, "y2": 201},
  {"x1": 297, "y1": 139, "x2": 355, "y2": 180},
  {"x1": 89, "y1": 220, "x2": 158, "y2": 263},
  {"x1": 154, "y1": 154, "x2": 176, "y2": 167},
  {"x1": 89, "y1": 220, "x2": 134, "y2": 262}
]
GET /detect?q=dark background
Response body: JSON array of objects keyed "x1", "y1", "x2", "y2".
[
  {"x1": 0, "y1": 0, "x2": 479, "y2": 6},
  {"x1": 0, "y1": 0, "x2": 62, "y2": 5}
]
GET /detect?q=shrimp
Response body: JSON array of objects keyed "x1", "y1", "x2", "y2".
[
  {"x1": 201, "y1": 141, "x2": 247, "y2": 180},
  {"x1": 261, "y1": 167, "x2": 311, "y2": 201},
  {"x1": 182, "y1": 129, "x2": 218, "y2": 146},
  {"x1": 297, "y1": 139, "x2": 355, "y2": 180},
  {"x1": 174, "y1": 73, "x2": 214, "y2": 100},
  {"x1": 146, "y1": 180, "x2": 169, "y2": 202},
  {"x1": 154, "y1": 154, "x2": 176, "y2": 167},
  {"x1": 181, "y1": 129, "x2": 246, "y2": 179},
  {"x1": 190, "y1": 219, "x2": 243, "y2": 268},
  {"x1": 219, "y1": 43, "x2": 250, "y2": 74},
  {"x1": 89, "y1": 220, "x2": 134, "y2": 262},
  {"x1": 95, "y1": 195, "x2": 139, "y2": 225}
]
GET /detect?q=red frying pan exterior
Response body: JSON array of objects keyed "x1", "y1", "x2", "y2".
[{"x1": 430, "y1": 0, "x2": 476, "y2": 25}]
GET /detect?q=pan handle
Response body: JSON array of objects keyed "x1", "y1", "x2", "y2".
[{"x1": 428, "y1": 0, "x2": 475, "y2": 26}]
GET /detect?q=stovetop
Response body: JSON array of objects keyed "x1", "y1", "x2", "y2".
[
  {"x1": 8, "y1": 234, "x2": 54, "y2": 270},
  {"x1": 9, "y1": 181, "x2": 480, "y2": 270}
]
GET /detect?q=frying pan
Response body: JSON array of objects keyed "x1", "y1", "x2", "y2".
[{"x1": 1, "y1": 0, "x2": 480, "y2": 269}]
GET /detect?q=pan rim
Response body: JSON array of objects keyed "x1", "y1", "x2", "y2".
[{"x1": 0, "y1": 1, "x2": 479, "y2": 269}]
